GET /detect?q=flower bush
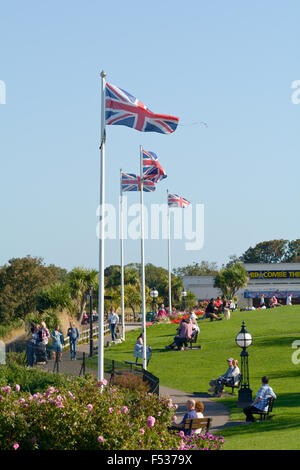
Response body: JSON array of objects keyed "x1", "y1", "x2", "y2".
[{"x1": 0, "y1": 376, "x2": 225, "y2": 451}]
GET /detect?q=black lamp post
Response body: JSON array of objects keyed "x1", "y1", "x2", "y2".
[
  {"x1": 235, "y1": 321, "x2": 253, "y2": 406},
  {"x1": 181, "y1": 290, "x2": 187, "y2": 311},
  {"x1": 87, "y1": 286, "x2": 94, "y2": 357},
  {"x1": 150, "y1": 288, "x2": 158, "y2": 312}
]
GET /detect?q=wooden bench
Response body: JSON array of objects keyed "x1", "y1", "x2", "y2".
[
  {"x1": 251, "y1": 397, "x2": 275, "y2": 421},
  {"x1": 184, "y1": 417, "x2": 212, "y2": 435}
]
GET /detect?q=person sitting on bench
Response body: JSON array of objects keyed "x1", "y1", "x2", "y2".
[
  {"x1": 243, "y1": 376, "x2": 276, "y2": 423},
  {"x1": 209, "y1": 358, "x2": 238, "y2": 396},
  {"x1": 165, "y1": 318, "x2": 193, "y2": 351},
  {"x1": 168, "y1": 399, "x2": 198, "y2": 433}
]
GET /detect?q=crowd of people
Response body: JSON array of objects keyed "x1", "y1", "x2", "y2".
[
  {"x1": 259, "y1": 294, "x2": 292, "y2": 309},
  {"x1": 26, "y1": 321, "x2": 80, "y2": 366}
]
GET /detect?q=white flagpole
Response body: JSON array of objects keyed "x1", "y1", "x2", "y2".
[
  {"x1": 120, "y1": 169, "x2": 125, "y2": 341},
  {"x1": 98, "y1": 70, "x2": 106, "y2": 381},
  {"x1": 140, "y1": 145, "x2": 147, "y2": 370},
  {"x1": 167, "y1": 189, "x2": 172, "y2": 315}
]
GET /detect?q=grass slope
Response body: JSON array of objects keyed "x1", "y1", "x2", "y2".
[{"x1": 89, "y1": 306, "x2": 300, "y2": 450}]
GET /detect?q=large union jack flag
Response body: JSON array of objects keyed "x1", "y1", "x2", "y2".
[
  {"x1": 168, "y1": 193, "x2": 191, "y2": 208},
  {"x1": 142, "y1": 149, "x2": 167, "y2": 183},
  {"x1": 121, "y1": 173, "x2": 156, "y2": 192},
  {"x1": 105, "y1": 83, "x2": 179, "y2": 134}
]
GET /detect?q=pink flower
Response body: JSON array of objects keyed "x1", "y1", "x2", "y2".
[
  {"x1": 167, "y1": 399, "x2": 173, "y2": 407},
  {"x1": 15, "y1": 384, "x2": 20, "y2": 392},
  {"x1": 179, "y1": 431, "x2": 185, "y2": 437},
  {"x1": 87, "y1": 404, "x2": 93, "y2": 412},
  {"x1": 18, "y1": 398, "x2": 26, "y2": 404},
  {"x1": 139, "y1": 428, "x2": 145, "y2": 435},
  {"x1": 13, "y1": 443, "x2": 19, "y2": 450},
  {"x1": 98, "y1": 379, "x2": 107, "y2": 387},
  {"x1": 97, "y1": 436, "x2": 105, "y2": 443},
  {"x1": 122, "y1": 406, "x2": 128, "y2": 414},
  {"x1": 108, "y1": 407, "x2": 114, "y2": 413},
  {"x1": 11, "y1": 412, "x2": 15, "y2": 417},
  {"x1": 157, "y1": 411, "x2": 161, "y2": 416},
  {"x1": 147, "y1": 416, "x2": 156, "y2": 428},
  {"x1": 172, "y1": 415, "x2": 177, "y2": 422}
]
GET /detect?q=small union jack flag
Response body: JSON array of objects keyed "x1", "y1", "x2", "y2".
[
  {"x1": 142, "y1": 149, "x2": 167, "y2": 183},
  {"x1": 105, "y1": 83, "x2": 179, "y2": 134},
  {"x1": 168, "y1": 193, "x2": 191, "y2": 208},
  {"x1": 121, "y1": 173, "x2": 156, "y2": 192}
]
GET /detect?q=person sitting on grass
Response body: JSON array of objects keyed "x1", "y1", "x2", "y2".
[
  {"x1": 165, "y1": 318, "x2": 193, "y2": 351},
  {"x1": 168, "y1": 399, "x2": 198, "y2": 433},
  {"x1": 209, "y1": 358, "x2": 237, "y2": 396},
  {"x1": 243, "y1": 376, "x2": 276, "y2": 423},
  {"x1": 203, "y1": 298, "x2": 223, "y2": 321}
]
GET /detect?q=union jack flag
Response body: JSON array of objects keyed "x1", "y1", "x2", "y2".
[
  {"x1": 142, "y1": 149, "x2": 167, "y2": 183},
  {"x1": 105, "y1": 83, "x2": 179, "y2": 134},
  {"x1": 121, "y1": 173, "x2": 156, "y2": 192},
  {"x1": 168, "y1": 193, "x2": 191, "y2": 208}
]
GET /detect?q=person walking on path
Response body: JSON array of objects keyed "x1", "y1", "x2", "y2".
[
  {"x1": 50, "y1": 325, "x2": 64, "y2": 362},
  {"x1": 67, "y1": 322, "x2": 80, "y2": 360},
  {"x1": 108, "y1": 308, "x2": 119, "y2": 341},
  {"x1": 243, "y1": 376, "x2": 276, "y2": 423}
]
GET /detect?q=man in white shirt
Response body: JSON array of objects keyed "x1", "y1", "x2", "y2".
[
  {"x1": 286, "y1": 294, "x2": 292, "y2": 306},
  {"x1": 108, "y1": 308, "x2": 119, "y2": 341},
  {"x1": 243, "y1": 376, "x2": 276, "y2": 423}
]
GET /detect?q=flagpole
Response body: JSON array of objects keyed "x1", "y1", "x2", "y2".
[
  {"x1": 120, "y1": 169, "x2": 125, "y2": 341},
  {"x1": 140, "y1": 145, "x2": 147, "y2": 370},
  {"x1": 98, "y1": 70, "x2": 106, "y2": 381},
  {"x1": 167, "y1": 189, "x2": 172, "y2": 315}
]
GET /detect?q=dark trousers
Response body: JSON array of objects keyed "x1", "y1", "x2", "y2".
[
  {"x1": 35, "y1": 342, "x2": 47, "y2": 363},
  {"x1": 26, "y1": 341, "x2": 35, "y2": 367},
  {"x1": 174, "y1": 336, "x2": 187, "y2": 349},
  {"x1": 110, "y1": 324, "x2": 118, "y2": 341},
  {"x1": 70, "y1": 340, "x2": 77, "y2": 359},
  {"x1": 243, "y1": 405, "x2": 259, "y2": 422}
]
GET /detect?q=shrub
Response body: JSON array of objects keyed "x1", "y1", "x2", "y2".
[
  {"x1": 0, "y1": 376, "x2": 225, "y2": 450},
  {"x1": 111, "y1": 371, "x2": 149, "y2": 395}
]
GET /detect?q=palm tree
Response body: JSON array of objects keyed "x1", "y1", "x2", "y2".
[{"x1": 68, "y1": 267, "x2": 98, "y2": 323}]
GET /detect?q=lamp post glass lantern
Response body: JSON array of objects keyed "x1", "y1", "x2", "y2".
[
  {"x1": 235, "y1": 321, "x2": 253, "y2": 405},
  {"x1": 150, "y1": 288, "x2": 158, "y2": 312}
]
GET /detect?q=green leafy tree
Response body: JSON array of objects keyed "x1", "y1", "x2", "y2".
[
  {"x1": 240, "y1": 240, "x2": 289, "y2": 263},
  {"x1": 173, "y1": 261, "x2": 218, "y2": 278},
  {"x1": 285, "y1": 239, "x2": 300, "y2": 262},
  {"x1": 214, "y1": 261, "x2": 249, "y2": 300},
  {"x1": 0, "y1": 256, "x2": 66, "y2": 324},
  {"x1": 36, "y1": 282, "x2": 73, "y2": 313}
]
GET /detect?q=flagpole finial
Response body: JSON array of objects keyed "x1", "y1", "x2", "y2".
[{"x1": 100, "y1": 70, "x2": 106, "y2": 78}]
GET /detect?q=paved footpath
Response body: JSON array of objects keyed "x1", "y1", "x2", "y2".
[{"x1": 41, "y1": 323, "x2": 234, "y2": 432}]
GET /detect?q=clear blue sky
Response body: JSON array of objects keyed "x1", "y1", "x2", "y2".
[{"x1": 1, "y1": 1, "x2": 299, "y2": 272}]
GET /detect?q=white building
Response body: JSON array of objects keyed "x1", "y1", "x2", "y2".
[{"x1": 183, "y1": 263, "x2": 300, "y2": 307}]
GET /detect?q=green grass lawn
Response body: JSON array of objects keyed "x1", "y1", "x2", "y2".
[{"x1": 88, "y1": 306, "x2": 300, "y2": 450}]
